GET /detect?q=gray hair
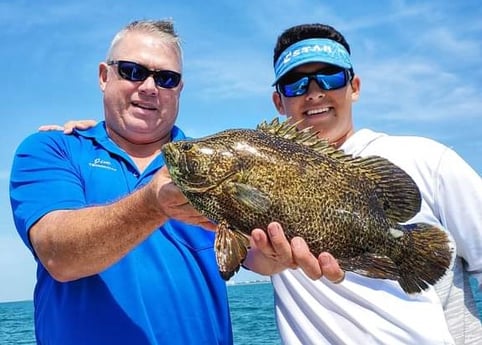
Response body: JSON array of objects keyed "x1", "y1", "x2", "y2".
[{"x1": 106, "y1": 19, "x2": 183, "y2": 65}]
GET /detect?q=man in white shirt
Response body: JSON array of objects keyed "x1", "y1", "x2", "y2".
[{"x1": 244, "y1": 23, "x2": 482, "y2": 345}]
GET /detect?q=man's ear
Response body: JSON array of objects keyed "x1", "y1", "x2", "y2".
[
  {"x1": 350, "y1": 75, "x2": 361, "y2": 102},
  {"x1": 99, "y1": 62, "x2": 109, "y2": 92},
  {"x1": 272, "y1": 91, "x2": 286, "y2": 115}
]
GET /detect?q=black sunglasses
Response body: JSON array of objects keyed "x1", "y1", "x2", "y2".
[
  {"x1": 107, "y1": 60, "x2": 181, "y2": 89},
  {"x1": 277, "y1": 67, "x2": 353, "y2": 97}
]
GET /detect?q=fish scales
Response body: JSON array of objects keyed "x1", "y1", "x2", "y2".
[
  {"x1": 183, "y1": 129, "x2": 385, "y2": 257},
  {"x1": 162, "y1": 118, "x2": 452, "y2": 294}
]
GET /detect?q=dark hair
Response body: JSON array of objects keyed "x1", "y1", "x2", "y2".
[{"x1": 273, "y1": 24, "x2": 351, "y2": 66}]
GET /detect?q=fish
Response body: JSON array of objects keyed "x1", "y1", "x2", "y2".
[{"x1": 161, "y1": 117, "x2": 452, "y2": 294}]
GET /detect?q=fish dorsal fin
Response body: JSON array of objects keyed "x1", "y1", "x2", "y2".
[
  {"x1": 257, "y1": 117, "x2": 421, "y2": 223},
  {"x1": 347, "y1": 155, "x2": 421, "y2": 223},
  {"x1": 257, "y1": 117, "x2": 355, "y2": 162}
]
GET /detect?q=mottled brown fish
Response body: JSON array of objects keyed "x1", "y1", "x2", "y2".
[{"x1": 162, "y1": 118, "x2": 452, "y2": 294}]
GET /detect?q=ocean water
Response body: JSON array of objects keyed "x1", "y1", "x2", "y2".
[
  {"x1": 2, "y1": 280, "x2": 480, "y2": 344},
  {"x1": 0, "y1": 282, "x2": 279, "y2": 345},
  {"x1": 0, "y1": 300, "x2": 35, "y2": 345},
  {"x1": 227, "y1": 283, "x2": 281, "y2": 345}
]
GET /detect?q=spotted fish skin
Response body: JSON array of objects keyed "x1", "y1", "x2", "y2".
[{"x1": 162, "y1": 118, "x2": 452, "y2": 294}]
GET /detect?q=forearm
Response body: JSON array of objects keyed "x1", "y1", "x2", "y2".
[{"x1": 30, "y1": 183, "x2": 166, "y2": 282}]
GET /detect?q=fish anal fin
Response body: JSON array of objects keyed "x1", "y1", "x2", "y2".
[
  {"x1": 338, "y1": 253, "x2": 400, "y2": 280},
  {"x1": 215, "y1": 221, "x2": 250, "y2": 280}
]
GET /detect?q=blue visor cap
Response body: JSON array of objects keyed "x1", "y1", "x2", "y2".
[{"x1": 273, "y1": 38, "x2": 353, "y2": 85}]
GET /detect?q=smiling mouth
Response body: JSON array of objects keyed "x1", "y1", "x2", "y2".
[
  {"x1": 305, "y1": 107, "x2": 331, "y2": 116},
  {"x1": 132, "y1": 102, "x2": 157, "y2": 111}
]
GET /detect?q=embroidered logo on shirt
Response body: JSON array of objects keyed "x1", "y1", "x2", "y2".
[{"x1": 88, "y1": 158, "x2": 117, "y2": 171}]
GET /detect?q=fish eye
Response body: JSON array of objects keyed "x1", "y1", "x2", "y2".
[{"x1": 181, "y1": 142, "x2": 193, "y2": 151}]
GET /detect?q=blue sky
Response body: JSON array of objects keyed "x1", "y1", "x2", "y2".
[{"x1": 1, "y1": 0, "x2": 481, "y2": 302}]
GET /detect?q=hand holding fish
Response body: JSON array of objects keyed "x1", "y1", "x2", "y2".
[
  {"x1": 245, "y1": 222, "x2": 345, "y2": 283},
  {"x1": 152, "y1": 167, "x2": 216, "y2": 231}
]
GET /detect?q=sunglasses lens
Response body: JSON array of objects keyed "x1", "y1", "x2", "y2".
[
  {"x1": 114, "y1": 61, "x2": 181, "y2": 89},
  {"x1": 278, "y1": 69, "x2": 349, "y2": 97},
  {"x1": 154, "y1": 71, "x2": 181, "y2": 89},
  {"x1": 280, "y1": 77, "x2": 310, "y2": 97},
  {"x1": 315, "y1": 70, "x2": 347, "y2": 90},
  {"x1": 117, "y1": 62, "x2": 149, "y2": 82}
]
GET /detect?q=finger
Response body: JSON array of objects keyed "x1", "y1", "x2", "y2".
[
  {"x1": 38, "y1": 125, "x2": 64, "y2": 132},
  {"x1": 78, "y1": 120, "x2": 97, "y2": 129},
  {"x1": 318, "y1": 252, "x2": 345, "y2": 283},
  {"x1": 62, "y1": 120, "x2": 97, "y2": 134},
  {"x1": 291, "y1": 237, "x2": 322, "y2": 279},
  {"x1": 62, "y1": 121, "x2": 79, "y2": 134},
  {"x1": 250, "y1": 228, "x2": 270, "y2": 250},
  {"x1": 266, "y1": 222, "x2": 294, "y2": 264}
]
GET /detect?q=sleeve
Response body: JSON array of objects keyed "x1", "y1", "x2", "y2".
[
  {"x1": 9, "y1": 132, "x2": 86, "y2": 252},
  {"x1": 434, "y1": 147, "x2": 482, "y2": 292}
]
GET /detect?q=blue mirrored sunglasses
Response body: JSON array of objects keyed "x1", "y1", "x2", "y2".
[
  {"x1": 107, "y1": 60, "x2": 181, "y2": 89},
  {"x1": 277, "y1": 69, "x2": 352, "y2": 97}
]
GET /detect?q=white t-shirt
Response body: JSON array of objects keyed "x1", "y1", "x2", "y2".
[{"x1": 272, "y1": 129, "x2": 482, "y2": 345}]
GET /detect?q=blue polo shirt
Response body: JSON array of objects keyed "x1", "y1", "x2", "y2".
[{"x1": 10, "y1": 122, "x2": 232, "y2": 345}]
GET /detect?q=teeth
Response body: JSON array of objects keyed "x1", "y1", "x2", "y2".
[
  {"x1": 133, "y1": 102, "x2": 156, "y2": 110},
  {"x1": 306, "y1": 107, "x2": 330, "y2": 116}
]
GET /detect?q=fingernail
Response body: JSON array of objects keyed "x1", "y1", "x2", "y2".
[
  {"x1": 267, "y1": 223, "x2": 279, "y2": 237},
  {"x1": 291, "y1": 237, "x2": 301, "y2": 249},
  {"x1": 252, "y1": 231, "x2": 261, "y2": 242},
  {"x1": 319, "y1": 253, "x2": 331, "y2": 266}
]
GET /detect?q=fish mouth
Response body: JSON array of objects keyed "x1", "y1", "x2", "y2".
[
  {"x1": 161, "y1": 143, "x2": 184, "y2": 184},
  {"x1": 161, "y1": 143, "x2": 180, "y2": 168}
]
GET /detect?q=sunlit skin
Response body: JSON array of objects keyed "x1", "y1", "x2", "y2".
[
  {"x1": 40, "y1": 33, "x2": 184, "y2": 153},
  {"x1": 272, "y1": 62, "x2": 360, "y2": 148},
  {"x1": 100, "y1": 31, "x2": 184, "y2": 161}
]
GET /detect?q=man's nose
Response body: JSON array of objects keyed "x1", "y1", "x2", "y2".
[
  {"x1": 306, "y1": 78, "x2": 325, "y2": 99},
  {"x1": 138, "y1": 75, "x2": 158, "y2": 96}
]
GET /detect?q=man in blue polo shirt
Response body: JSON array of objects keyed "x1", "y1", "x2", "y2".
[{"x1": 9, "y1": 19, "x2": 232, "y2": 345}]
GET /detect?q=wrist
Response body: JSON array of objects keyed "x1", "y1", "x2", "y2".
[{"x1": 141, "y1": 182, "x2": 169, "y2": 223}]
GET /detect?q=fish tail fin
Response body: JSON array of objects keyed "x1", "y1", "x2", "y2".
[
  {"x1": 395, "y1": 223, "x2": 453, "y2": 294},
  {"x1": 214, "y1": 221, "x2": 250, "y2": 280}
]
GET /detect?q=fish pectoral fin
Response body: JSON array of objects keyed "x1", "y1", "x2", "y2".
[
  {"x1": 214, "y1": 221, "x2": 250, "y2": 280},
  {"x1": 231, "y1": 182, "x2": 271, "y2": 213},
  {"x1": 338, "y1": 253, "x2": 400, "y2": 280}
]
